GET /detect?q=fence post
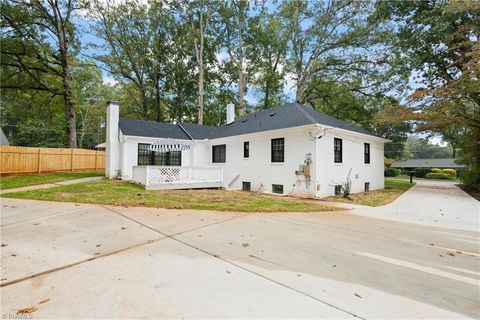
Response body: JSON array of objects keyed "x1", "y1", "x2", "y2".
[
  {"x1": 37, "y1": 148, "x2": 42, "y2": 174},
  {"x1": 94, "y1": 150, "x2": 98, "y2": 171},
  {"x1": 71, "y1": 148, "x2": 74, "y2": 171}
]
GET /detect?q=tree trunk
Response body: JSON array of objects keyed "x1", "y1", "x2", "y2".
[
  {"x1": 237, "y1": 0, "x2": 245, "y2": 116},
  {"x1": 263, "y1": 82, "x2": 270, "y2": 110},
  {"x1": 197, "y1": 0, "x2": 205, "y2": 125},
  {"x1": 155, "y1": 80, "x2": 162, "y2": 122},
  {"x1": 55, "y1": 8, "x2": 77, "y2": 148},
  {"x1": 295, "y1": 80, "x2": 303, "y2": 104},
  {"x1": 50, "y1": 1, "x2": 77, "y2": 147}
]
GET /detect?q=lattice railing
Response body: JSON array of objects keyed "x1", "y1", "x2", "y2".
[{"x1": 132, "y1": 166, "x2": 224, "y2": 187}]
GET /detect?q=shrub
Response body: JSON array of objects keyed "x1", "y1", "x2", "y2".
[
  {"x1": 460, "y1": 168, "x2": 480, "y2": 191},
  {"x1": 442, "y1": 168, "x2": 456, "y2": 178},
  {"x1": 414, "y1": 168, "x2": 430, "y2": 178},
  {"x1": 425, "y1": 172, "x2": 452, "y2": 180},
  {"x1": 385, "y1": 167, "x2": 401, "y2": 177},
  {"x1": 431, "y1": 168, "x2": 442, "y2": 173},
  {"x1": 341, "y1": 177, "x2": 352, "y2": 198},
  {"x1": 384, "y1": 157, "x2": 395, "y2": 168}
]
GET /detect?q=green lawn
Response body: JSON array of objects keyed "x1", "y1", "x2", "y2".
[
  {"x1": 1, "y1": 179, "x2": 341, "y2": 213},
  {"x1": 0, "y1": 171, "x2": 104, "y2": 190},
  {"x1": 323, "y1": 178, "x2": 415, "y2": 207}
]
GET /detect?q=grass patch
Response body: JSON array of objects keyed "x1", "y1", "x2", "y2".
[
  {"x1": 0, "y1": 171, "x2": 104, "y2": 190},
  {"x1": 1, "y1": 179, "x2": 341, "y2": 213},
  {"x1": 323, "y1": 178, "x2": 415, "y2": 207}
]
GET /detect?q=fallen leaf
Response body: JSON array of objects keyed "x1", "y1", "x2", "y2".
[
  {"x1": 226, "y1": 270, "x2": 231, "y2": 274},
  {"x1": 11, "y1": 254, "x2": 16, "y2": 257},
  {"x1": 354, "y1": 293, "x2": 362, "y2": 299},
  {"x1": 439, "y1": 254, "x2": 444, "y2": 257},
  {"x1": 96, "y1": 244, "x2": 102, "y2": 247},
  {"x1": 297, "y1": 274, "x2": 301, "y2": 277},
  {"x1": 121, "y1": 227, "x2": 126, "y2": 230},
  {"x1": 39, "y1": 298, "x2": 50, "y2": 304},
  {"x1": 17, "y1": 306, "x2": 37, "y2": 315},
  {"x1": 446, "y1": 252, "x2": 455, "y2": 257},
  {"x1": 33, "y1": 223, "x2": 40, "y2": 226},
  {"x1": 94, "y1": 252, "x2": 100, "y2": 255},
  {"x1": 1, "y1": 243, "x2": 7, "y2": 247},
  {"x1": 241, "y1": 243, "x2": 249, "y2": 247},
  {"x1": 332, "y1": 265, "x2": 336, "y2": 268}
]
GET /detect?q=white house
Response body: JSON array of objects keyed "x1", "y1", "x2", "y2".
[{"x1": 105, "y1": 101, "x2": 389, "y2": 198}]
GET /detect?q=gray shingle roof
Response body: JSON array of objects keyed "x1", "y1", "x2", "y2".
[
  {"x1": 391, "y1": 158, "x2": 466, "y2": 169},
  {"x1": 119, "y1": 103, "x2": 381, "y2": 140},
  {"x1": 119, "y1": 118, "x2": 191, "y2": 140}
]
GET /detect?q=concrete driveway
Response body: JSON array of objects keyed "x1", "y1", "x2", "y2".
[{"x1": 1, "y1": 181, "x2": 479, "y2": 319}]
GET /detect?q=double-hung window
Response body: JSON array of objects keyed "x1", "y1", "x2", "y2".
[
  {"x1": 334, "y1": 138, "x2": 342, "y2": 163},
  {"x1": 212, "y1": 144, "x2": 226, "y2": 163},
  {"x1": 271, "y1": 138, "x2": 284, "y2": 163},
  {"x1": 364, "y1": 143, "x2": 370, "y2": 164}
]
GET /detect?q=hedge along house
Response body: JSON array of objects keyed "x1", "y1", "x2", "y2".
[{"x1": 105, "y1": 101, "x2": 389, "y2": 198}]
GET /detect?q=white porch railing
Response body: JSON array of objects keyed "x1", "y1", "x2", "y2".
[{"x1": 132, "y1": 166, "x2": 224, "y2": 190}]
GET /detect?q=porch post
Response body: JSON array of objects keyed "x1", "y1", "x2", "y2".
[{"x1": 145, "y1": 166, "x2": 150, "y2": 188}]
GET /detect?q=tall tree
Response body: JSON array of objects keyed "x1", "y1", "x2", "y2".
[
  {"x1": 89, "y1": 0, "x2": 155, "y2": 120},
  {"x1": 279, "y1": 0, "x2": 382, "y2": 104},
  {"x1": 1, "y1": 0, "x2": 81, "y2": 147},
  {"x1": 372, "y1": 0, "x2": 480, "y2": 188},
  {"x1": 248, "y1": 11, "x2": 288, "y2": 110},
  {"x1": 186, "y1": 0, "x2": 208, "y2": 124},
  {"x1": 220, "y1": 0, "x2": 251, "y2": 116}
]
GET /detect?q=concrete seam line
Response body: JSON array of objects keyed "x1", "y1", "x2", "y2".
[
  {"x1": 103, "y1": 206, "x2": 365, "y2": 319},
  {"x1": 101, "y1": 205, "x2": 252, "y2": 238},
  {"x1": 1, "y1": 207, "x2": 86, "y2": 229},
  {"x1": 0, "y1": 207, "x2": 249, "y2": 287},
  {"x1": 0, "y1": 236, "x2": 165, "y2": 288}
]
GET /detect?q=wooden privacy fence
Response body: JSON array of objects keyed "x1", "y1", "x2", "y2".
[{"x1": 0, "y1": 146, "x2": 105, "y2": 174}]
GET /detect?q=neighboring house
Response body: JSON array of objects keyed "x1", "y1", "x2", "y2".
[
  {"x1": 105, "y1": 101, "x2": 389, "y2": 198},
  {"x1": 0, "y1": 127, "x2": 10, "y2": 146},
  {"x1": 391, "y1": 158, "x2": 467, "y2": 171}
]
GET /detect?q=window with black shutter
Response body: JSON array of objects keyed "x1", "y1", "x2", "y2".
[
  {"x1": 212, "y1": 144, "x2": 226, "y2": 163},
  {"x1": 271, "y1": 138, "x2": 284, "y2": 162},
  {"x1": 364, "y1": 143, "x2": 370, "y2": 164},
  {"x1": 244, "y1": 141, "x2": 249, "y2": 158},
  {"x1": 334, "y1": 138, "x2": 342, "y2": 163}
]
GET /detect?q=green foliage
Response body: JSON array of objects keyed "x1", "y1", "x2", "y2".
[
  {"x1": 431, "y1": 168, "x2": 442, "y2": 173},
  {"x1": 371, "y1": 0, "x2": 480, "y2": 191},
  {"x1": 384, "y1": 157, "x2": 395, "y2": 168},
  {"x1": 460, "y1": 168, "x2": 480, "y2": 191},
  {"x1": 385, "y1": 168, "x2": 401, "y2": 177},
  {"x1": 442, "y1": 169, "x2": 456, "y2": 178},
  {"x1": 341, "y1": 177, "x2": 352, "y2": 198},
  {"x1": 425, "y1": 173, "x2": 453, "y2": 180},
  {"x1": 402, "y1": 137, "x2": 453, "y2": 160},
  {"x1": 414, "y1": 168, "x2": 430, "y2": 178}
]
